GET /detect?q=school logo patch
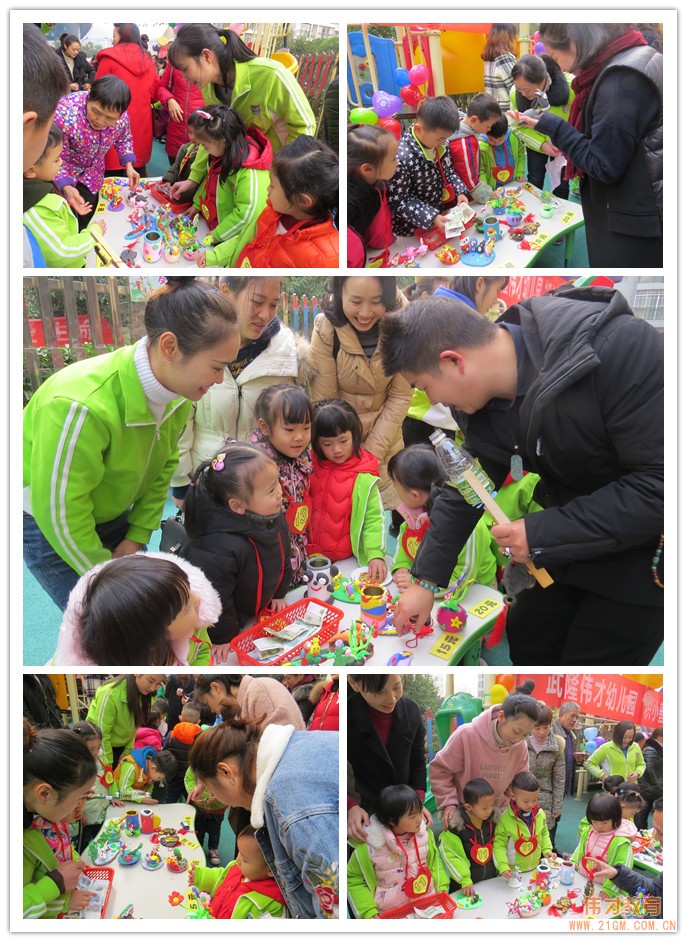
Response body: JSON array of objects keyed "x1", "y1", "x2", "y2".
[{"x1": 251, "y1": 105, "x2": 262, "y2": 115}]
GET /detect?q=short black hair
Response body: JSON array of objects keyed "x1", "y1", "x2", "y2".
[
  {"x1": 376, "y1": 784, "x2": 424, "y2": 828},
  {"x1": 24, "y1": 24, "x2": 69, "y2": 124},
  {"x1": 348, "y1": 674, "x2": 397, "y2": 695},
  {"x1": 511, "y1": 771, "x2": 540, "y2": 793},
  {"x1": 603, "y1": 775, "x2": 625, "y2": 793},
  {"x1": 612, "y1": 721, "x2": 636, "y2": 748},
  {"x1": 89, "y1": 75, "x2": 132, "y2": 114},
  {"x1": 487, "y1": 114, "x2": 509, "y2": 138},
  {"x1": 611, "y1": 783, "x2": 643, "y2": 807},
  {"x1": 653, "y1": 797, "x2": 663, "y2": 813},
  {"x1": 500, "y1": 693, "x2": 541, "y2": 723},
  {"x1": 36, "y1": 124, "x2": 64, "y2": 163},
  {"x1": 467, "y1": 92, "x2": 502, "y2": 122},
  {"x1": 534, "y1": 704, "x2": 553, "y2": 727},
  {"x1": 586, "y1": 792, "x2": 622, "y2": 829},
  {"x1": 255, "y1": 384, "x2": 313, "y2": 433},
  {"x1": 271, "y1": 135, "x2": 338, "y2": 218},
  {"x1": 150, "y1": 749, "x2": 178, "y2": 780},
  {"x1": 416, "y1": 95, "x2": 461, "y2": 133},
  {"x1": 463, "y1": 778, "x2": 495, "y2": 805},
  {"x1": 322, "y1": 275, "x2": 400, "y2": 328},
  {"x1": 312, "y1": 398, "x2": 363, "y2": 460}
]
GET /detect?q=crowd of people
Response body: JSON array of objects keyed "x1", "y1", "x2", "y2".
[
  {"x1": 22, "y1": 22, "x2": 338, "y2": 269},
  {"x1": 23, "y1": 673, "x2": 339, "y2": 919},
  {"x1": 348, "y1": 22, "x2": 663, "y2": 268}
]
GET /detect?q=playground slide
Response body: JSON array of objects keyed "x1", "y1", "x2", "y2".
[{"x1": 439, "y1": 29, "x2": 488, "y2": 95}]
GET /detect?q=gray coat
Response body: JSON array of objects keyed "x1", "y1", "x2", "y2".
[{"x1": 527, "y1": 731, "x2": 566, "y2": 828}]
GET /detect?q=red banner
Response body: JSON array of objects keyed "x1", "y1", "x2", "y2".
[
  {"x1": 515, "y1": 674, "x2": 661, "y2": 726},
  {"x1": 28, "y1": 316, "x2": 113, "y2": 348},
  {"x1": 498, "y1": 276, "x2": 568, "y2": 307}
]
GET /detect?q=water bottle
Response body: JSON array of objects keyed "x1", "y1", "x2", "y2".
[{"x1": 430, "y1": 430, "x2": 496, "y2": 509}]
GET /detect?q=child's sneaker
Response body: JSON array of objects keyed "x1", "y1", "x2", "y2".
[{"x1": 208, "y1": 848, "x2": 221, "y2": 866}]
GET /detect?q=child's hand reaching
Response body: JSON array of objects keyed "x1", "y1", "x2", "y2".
[
  {"x1": 393, "y1": 568, "x2": 412, "y2": 591},
  {"x1": 56, "y1": 859, "x2": 86, "y2": 892},
  {"x1": 69, "y1": 889, "x2": 96, "y2": 911},
  {"x1": 211, "y1": 642, "x2": 232, "y2": 665},
  {"x1": 91, "y1": 219, "x2": 107, "y2": 236},
  {"x1": 456, "y1": 194, "x2": 470, "y2": 205},
  {"x1": 195, "y1": 251, "x2": 207, "y2": 268},
  {"x1": 188, "y1": 861, "x2": 197, "y2": 884},
  {"x1": 63, "y1": 185, "x2": 93, "y2": 216},
  {"x1": 367, "y1": 558, "x2": 387, "y2": 583},
  {"x1": 271, "y1": 597, "x2": 289, "y2": 613},
  {"x1": 141, "y1": 796, "x2": 158, "y2": 804},
  {"x1": 462, "y1": 883, "x2": 476, "y2": 897},
  {"x1": 433, "y1": 214, "x2": 447, "y2": 233},
  {"x1": 501, "y1": 870, "x2": 514, "y2": 880}
]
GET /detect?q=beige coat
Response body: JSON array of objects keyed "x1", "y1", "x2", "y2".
[{"x1": 308, "y1": 313, "x2": 412, "y2": 509}]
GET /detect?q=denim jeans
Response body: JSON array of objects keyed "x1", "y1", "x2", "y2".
[{"x1": 23, "y1": 511, "x2": 131, "y2": 611}]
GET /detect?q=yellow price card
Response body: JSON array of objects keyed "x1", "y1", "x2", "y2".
[
  {"x1": 429, "y1": 631, "x2": 464, "y2": 660},
  {"x1": 467, "y1": 597, "x2": 502, "y2": 619},
  {"x1": 561, "y1": 210, "x2": 576, "y2": 224}
]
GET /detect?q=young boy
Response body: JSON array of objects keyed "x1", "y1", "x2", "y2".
[
  {"x1": 494, "y1": 771, "x2": 555, "y2": 877},
  {"x1": 166, "y1": 701, "x2": 203, "y2": 803},
  {"x1": 23, "y1": 126, "x2": 107, "y2": 267},
  {"x1": 479, "y1": 113, "x2": 527, "y2": 188},
  {"x1": 113, "y1": 747, "x2": 177, "y2": 804},
  {"x1": 439, "y1": 777, "x2": 497, "y2": 895},
  {"x1": 448, "y1": 92, "x2": 502, "y2": 202},
  {"x1": 387, "y1": 95, "x2": 469, "y2": 236},
  {"x1": 191, "y1": 825, "x2": 287, "y2": 919},
  {"x1": 185, "y1": 764, "x2": 228, "y2": 867}
]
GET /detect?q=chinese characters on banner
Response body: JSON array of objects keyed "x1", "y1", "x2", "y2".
[{"x1": 515, "y1": 674, "x2": 662, "y2": 727}]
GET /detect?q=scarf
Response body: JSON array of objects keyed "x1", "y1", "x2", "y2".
[
  {"x1": 229, "y1": 317, "x2": 281, "y2": 379},
  {"x1": 565, "y1": 29, "x2": 647, "y2": 180}
]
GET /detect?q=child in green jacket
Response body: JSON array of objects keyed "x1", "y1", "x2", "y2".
[
  {"x1": 23, "y1": 124, "x2": 106, "y2": 267},
  {"x1": 494, "y1": 771, "x2": 555, "y2": 877},
  {"x1": 188, "y1": 105, "x2": 271, "y2": 268},
  {"x1": 572, "y1": 793, "x2": 634, "y2": 898},
  {"x1": 113, "y1": 747, "x2": 177, "y2": 803},
  {"x1": 439, "y1": 777, "x2": 498, "y2": 894},
  {"x1": 191, "y1": 825, "x2": 286, "y2": 919}
]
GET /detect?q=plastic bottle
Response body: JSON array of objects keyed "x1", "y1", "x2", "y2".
[{"x1": 430, "y1": 430, "x2": 496, "y2": 509}]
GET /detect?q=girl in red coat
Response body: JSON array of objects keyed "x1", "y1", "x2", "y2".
[
  {"x1": 96, "y1": 23, "x2": 158, "y2": 174},
  {"x1": 238, "y1": 136, "x2": 338, "y2": 268},
  {"x1": 156, "y1": 63, "x2": 205, "y2": 163}
]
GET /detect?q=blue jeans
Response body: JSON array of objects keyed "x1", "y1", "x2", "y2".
[{"x1": 23, "y1": 511, "x2": 131, "y2": 611}]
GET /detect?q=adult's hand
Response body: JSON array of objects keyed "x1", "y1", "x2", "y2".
[
  {"x1": 491, "y1": 519, "x2": 530, "y2": 564},
  {"x1": 57, "y1": 859, "x2": 86, "y2": 892},
  {"x1": 69, "y1": 82, "x2": 79, "y2": 92},
  {"x1": 587, "y1": 859, "x2": 618, "y2": 881},
  {"x1": 441, "y1": 804, "x2": 458, "y2": 830},
  {"x1": 211, "y1": 642, "x2": 232, "y2": 664},
  {"x1": 63, "y1": 185, "x2": 93, "y2": 216},
  {"x1": 627, "y1": 771, "x2": 639, "y2": 782},
  {"x1": 167, "y1": 99, "x2": 183, "y2": 122},
  {"x1": 393, "y1": 568, "x2": 412, "y2": 591},
  {"x1": 187, "y1": 785, "x2": 204, "y2": 804},
  {"x1": 125, "y1": 162, "x2": 141, "y2": 191},
  {"x1": 394, "y1": 583, "x2": 434, "y2": 635},
  {"x1": 507, "y1": 109, "x2": 538, "y2": 129},
  {"x1": 112, "y1": 539, "x2": 145, "y2": 559},
  {"x1": 169, "y1": 179, "x2": 197, "y2": 201},
  {"x1": 347, "y1": 804, "x2": 370, "y2": 841}
]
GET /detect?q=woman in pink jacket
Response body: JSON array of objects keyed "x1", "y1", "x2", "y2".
[
  {"x1": 429, "y1": 694, "x2": 540, "y2": 828},
  {"x1": 155, "y1": 62, "x2": 205, "y2": 163}
]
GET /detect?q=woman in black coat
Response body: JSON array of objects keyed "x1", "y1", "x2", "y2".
[
  {"x1": 347, "y1": 674, "x2": 429, "y2": 840},
  {"x1": 636, "y1": 727, "x2": 663, "y2": 830},
  {"x1": 511, "y1": 23, "x2": 662, "y2": 266},
  {"x1": 56, "y1": 33, "x2": 95, "y2": 92}
]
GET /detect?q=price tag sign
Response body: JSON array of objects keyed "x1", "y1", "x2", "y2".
[
  {"x1": 561, "y1": 210, "x2": 577, "y2": 224},
  {"x1": 179, "y1": 836, "x2": 200, "y2": 849},
  {"x1": 96, "y1": 200, "x2": 107, "y2": 214},
  {"x1": 429, "y1": 631, "x2": 464, "y2": 660},
  {"x1": 531, "y1": 232, "x2": 550, "y2": 249},
  {"x1": 468, "y1": 597, "x2": 501, "y2": 619},
  {"x1": 498, "y1": 258, "x2": 517, "y2": 268}
]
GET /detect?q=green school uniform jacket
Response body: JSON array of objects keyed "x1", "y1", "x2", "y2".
[
  {"x1": 493, "y1": 804, "x2": 552, "y2": 873},
  {"x1": 193, "y1": 860, "x2": 287, "y2": 919},
  {"x1": 23, "y1": 828, "x2": 78, "y2": 919},
  {"x1": 509, "y1": 74, "x2": 575, "y2": 154},
  {"x1": 86, "y1": 680, "x2": 138, "y2": 768},
  {"x1": 584, "y1": 741, "x2": 646, "y2": 781},
  {"x1": 23, "y1": 186, "x2": 98, "y2": 268},
  {"x1": 23, "y1": 342, "x2": 191, "y2": 575},
  {"x1": 572, "y1": 821, "x2": 634, "y2": 897}
]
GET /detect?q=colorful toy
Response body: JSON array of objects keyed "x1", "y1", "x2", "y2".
[
  {"x1": 360, "y1": 584, "x2": 390, "y2": 633},
  {"x1": 118, "y1": 843, "x2": 142, "y2": 866},
  {"x1": 166, "y1": 848, "x2": 188, "y2": 873},
  {"x1": 159, "y1": 828, "x2": 180, "y2": 848},
  {"x1": 387, "y1": 650, "x2": 414, "y2": 666},
  {"x1": 169, "y1": 887, "x2": 214, "y2": 919},
  {"x1": 142, "y1": 848, "x2": 164, "y2": 871},
  {"x1": 126, "y1": 190, "x2": 149, "y2": 211},
  {"x1": 454, "y1": 892, "x2": 483, "y2": 910},
  {"x1": 413, "y1": 226, "x2": 445, "y2": 250},
  {"x1": 124, "y1": 810, "x2": 141, "y2": 835},
  {"x1": 90, "y1": 839, "x2": 121, "y2": 866},
  {"x1": 108, "y1": 194, "x2": 124, "y2": 212},
  {"x1": 540, "y1": 204, "x2": 554, "y2": 218},
  {"x1": 143, "y1": 230, "x2": 163, "y2": 263},
  {"x1": 115, "y1": 904, "x2": 137, "y2": 919},
  {"x1": 506, "y1": 890, "x2": 542, "y2": 918},
  {"x1": 436, "y1": 244, "x2": 460, "y2": 265},
  {"x1": 182, "y1": 243, "x2": 202, "y2": 261},
  {"x1": 460, "y1": 236, "x2": 497, "y2": 267},
  {"x1": 164, "y1": 243, "x2": 181, "y2": 264}
]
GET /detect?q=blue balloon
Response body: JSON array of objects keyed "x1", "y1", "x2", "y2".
[
  {"x1": 583, "y1": 727, "x2": 599, "y2": 741},
  {"x1": 584, "y1": 741, "x2": 597, "y2": 754},
  {"x1": 394, "y1": 67, "x2": 410, "y2": 88}
]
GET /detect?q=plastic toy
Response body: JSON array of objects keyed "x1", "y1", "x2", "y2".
[
  {"x1": 519, "y1": 88, "x2": 550, "y2": 120},
  {"x1": 169, "y1": 887, "x2": 214, "y2": 919},
  {"x1": 118, "y1": 843, "x2": 142, "y2": 866},
  {"x1": 141, "y1": 848, "x2": 164, "y2": 871},
  {"x1": 414, "y1": 226, "x2": 446, "y2": 250},
  {"x1": 436, "y1": 244, "x2": 460, "y2": 265},
  {"x1": 166, "y1": 848, "x2": 188, "y2": 873},
  {"x1": 108, "y1": 194, "x2": 124, "y2": 212},
  {"x1": 506, "y1": 890, "x2": 542, "y2": 918},
  {"x1": 159, "y1": 828, "x2": 180, "y2": 848},
  {"x1": 454, "y1": 892, "x2": 483, "y2": 910},
  {"x1": 387, "y1": 650, "x2": 413, "y2": 666}
]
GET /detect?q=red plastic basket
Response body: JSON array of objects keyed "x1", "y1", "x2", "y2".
[
  {"x1": 148, "y1": 183, "x2": 193, "y2": 214},
  {"x1": 230, "y1": 599, "x2": 344, "y2": 666},
  {"x1": 379, "y1": 892, "x2": 457, "y2": 919},
  {"x1": 69, "y1": 866, "x2": 114, "y2": 919}
]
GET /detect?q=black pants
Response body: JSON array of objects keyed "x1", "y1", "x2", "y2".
[
  {"x1": 74, "y1": 183, "x2": 99, "y2": 230},
  {"x1": 78, "y1": 822, "x2": 103, "y2": 853},
  {"x1": 634, "y1": 795, "x2": 660, "y2": 831},
  {"x1": 105, "y1": 164, "x2": 148, "y2": 178},
  {"x1": 506, "y1": 580, "x2": 663, "y2": 665},
  {"x1": 165, "y1": 775, "x2": 188, "y2": 804},
  {"x1": 526, "y1": 147, "x2": 570, "y2": 199},
  {"x1": 195, "y1": 809, "x2": 223, "y2": 850}
]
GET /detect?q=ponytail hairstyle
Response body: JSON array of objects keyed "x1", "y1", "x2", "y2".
[
  {"x1": 388, "y1": 445, "x2": 446, "y2": 515},
  {"x1": 72, "y1": 720, "x2": 103, "y2": 746},
  {"x1": 187, "y1": 105, "x2": 250, "y2": 183},
  {"x1": 59, "y1": 32, "x2": 80, "y2": 51},
  {"x1": 144, "y1": 275, "x2": 238, "y2": 358},
  {"x1": 169, "y1": 23, "x2": 256, "y2": 87},
  {"x1": 189, "y1": 713, "x2": 263, "y2": 797},
  {"x1": 99, "y1": 675, "x2": 155, "y2": 728},
  {"x1": 271, "y1": 136, "x2": 338, "y2": 218},
  {"x1": 607, "y1": 781, "x2": 644, "y2": 809},
  {"x1": 255, "y1": 384, "x2": 313, "y2": 435},
  {"x1": 347, "y1": 124, "x2": 396, "y2": 176},
  {"x1": 76, "y1": 556, "x2": 191, "y2": 666},
  {"x1": 499, "y1": 693, "x2": 541, "y2": 723},
  {"x1": 23, "y1": 719, "x2": 97, "y2": 798},
  {"x1": 311, "y1": 398, "x2": 363, "y2": 461},
  {"x1": 184, "y1": 441, "x2": 277, "y2": 539}
]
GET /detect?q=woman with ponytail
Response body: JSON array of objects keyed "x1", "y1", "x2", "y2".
[
  {"x1": 167, "y1": 23, "x2": 316, "y2": 203},
  {"x1": 188, "y1": 710, "x2": 338, "y2": 918},
  {"x1": 23, "y1": 277, "x2": 240, "y2": 614},
  {"x1": 23, "y1": 719, "x2": 97, "y2": 918}
]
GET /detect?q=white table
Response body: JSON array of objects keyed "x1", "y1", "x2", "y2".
[
  {"x1": 87, "y1": 177, "x2": 210, "y2": 269},
  {"x1": 82, "y1": 802, "x2": 206, "y2": 919},
  {"x1": 450, "y1": 869, "x2": 590, "y2": 920},
  {"x1": 226, "y1": 555, "x2": 504, "y2": 668},
  {"x1": 376, "y1": 184, "x2": 584, "y2": 270}
]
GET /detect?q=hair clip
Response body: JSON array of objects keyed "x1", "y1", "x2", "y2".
[
  {"x1": 212, "y1": 453, "x2": 226, "y2": 472},
  {"x1": 196, "y1": 109, "x2": 213, "y2": 120},
  {"x1": 220, "y1": 35, "x2": 227, "y2": 44}
]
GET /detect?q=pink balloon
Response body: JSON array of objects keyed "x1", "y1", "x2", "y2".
[
  {"x1": 532, "y1": 30, "x2": 541, "y2": 42},
  {"x1": 408, "y1": 63, "x2": 430, "y2": 86}
]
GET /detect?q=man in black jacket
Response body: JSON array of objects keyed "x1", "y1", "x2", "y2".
[{"x1": 381, "y1": 285, "x2": 663, "y2": 665}]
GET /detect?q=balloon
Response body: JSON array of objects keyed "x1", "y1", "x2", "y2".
[
  {"x1": 394, "y1": 67, "x2": 410, "y2": 87},
  {"x1": 583, "y1": 727, "x2": 599, "y2": 741},
  {"x1": 490, "y1": 683, "x2": 509, "y2": 705},
  {"x1": 594, "y1": 737, "x2": 605, "y2": 748},
  {"x1": 624, "y1": 674, "x2": 663, "y2": 689},
  {"x1": 584, "y1": 741, "x2": 597, "y2": 754},
  {"x1": 378, "y1": 117, "x2": 402, "y2": 140},
  {"x1": 349, "y1": 107, "x2": 379, "y2": 126},
  {"x1": 372, "y1": 90, "x2": 402, "y2": 119},
  {"x1": 400, "y1": 84, "x2": 423, "y2": 107},
  {"x1": 228, "y1": 23, "x2": 244, "y2": 34},
  {"x1": 534, "y1": 42, "x2": 546, "y2": 54},
  {"x1": 495, "y1": 673, "x2": 515, "y2": 692},
  {"x1": 409, "y1": 63, "x2": 430, "y2": 86},
  {"x1": 532, "y1": 30, "x2": 541, "y2": 42}
]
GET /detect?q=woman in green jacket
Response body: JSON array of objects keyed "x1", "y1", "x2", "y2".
[
  {"x1": 167, "y1": 23, "x2": 316, "y2": 202},
  {"x1": 23, "y1": 278, "x2": 240, "y2": 612},
  {"x1": 585, "y1": 721, "x2": 647, "y2": 783},
  {"x1": 86, "y1": 674, "x2": 163, "y2": 768}
]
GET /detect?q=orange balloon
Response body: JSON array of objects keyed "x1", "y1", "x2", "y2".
[
  {"x1": 624, "y1": 674, "x2": 663, "y2": 690},
  {"x1": 495, "y1": 673, "x2": 515, "y2": 692}
]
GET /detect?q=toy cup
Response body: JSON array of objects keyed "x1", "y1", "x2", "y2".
[
  {"x1": 307, "y1": 555, "x2": 332, "y2": 580},
  {"x1": 560, "y1": 860, "x2": 575, "y2": 886},
  {"x1": 143, "y1": 230, "x2": 163, "y2": 263},
  {"x1": 483, "y1": 215, "x2": 502, "y2": 241},
  {"x1": 540, "y1": 204, "x2": 554, "y2": 219},
  {"x1": 164, "y1": 243, "x2": 181, "y2": 264},
  {"x1": 125, "y1": 810, "x2": 140, "y2": 832},
  {"x1": 505, "y1": 211, "x2": 524, "y2": 227},
  {"x1": 360, "y1": 584, "x2": 388, "y2": 631},
  {"x1": 141, "y1": 809, "x2": 154, "y2": 834}
]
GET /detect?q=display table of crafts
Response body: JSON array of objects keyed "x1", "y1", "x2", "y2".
[
  {"x1": 81, "y1": 802, "x2": 206, "y2": 919},
  {"x1": 632, "y1": 833, "x2": 663, "y2": 876},
  {"x1": 86, "y1": 177, "x2": 210, "y2": 269},
  {"x1": 375, "y1": 184, "x2": 584, "y2": 270},
  {"x1": 225, "y1": 554, "x2": 504, "y2": 668},
  {"x1": 450, "y1": 869, "x2": 590, "y2": 920}
]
